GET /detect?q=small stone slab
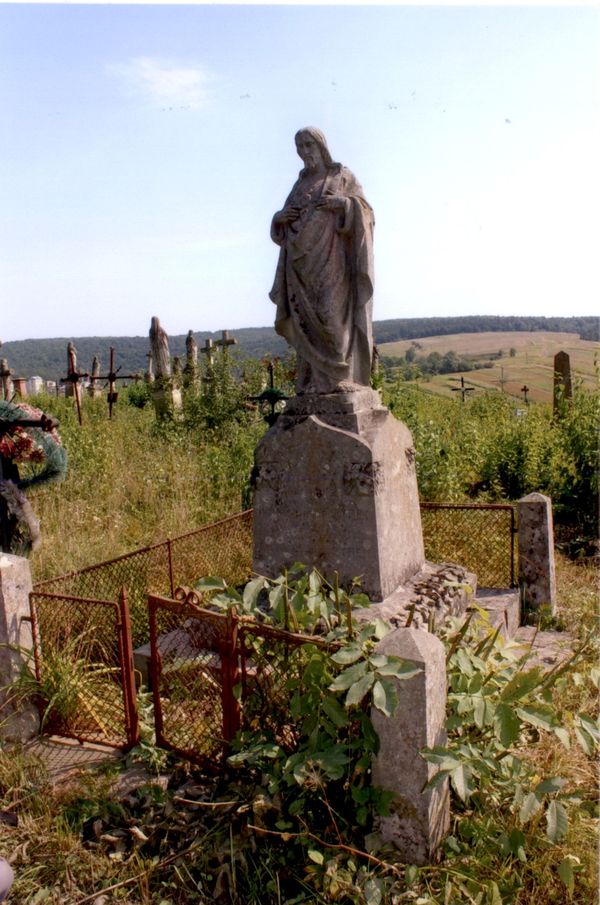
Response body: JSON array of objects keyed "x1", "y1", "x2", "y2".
[
  {"x1": 513, "y1": 627, "x2": 575, "y2": 670},
  {"x1": 474, "y1": 588, "x2": 521, "y2": 639}
]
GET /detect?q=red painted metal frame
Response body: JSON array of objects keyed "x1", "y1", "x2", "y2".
[{"x1": 28, "y1": 589, "x2": 140, "y2": 749}]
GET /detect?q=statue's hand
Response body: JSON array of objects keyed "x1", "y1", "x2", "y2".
[
  {"x1": 315, "y1": 193, "x2": 347, "y2": 212},
  {"x1": 274, "y1": 205, "x2": 301, "y2": 224}
]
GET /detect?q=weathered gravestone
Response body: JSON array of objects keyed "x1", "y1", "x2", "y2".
[
  {"x1": 88, "y1": 356, "x2": 102, "y2": 398},
  {"x1": 553, "y1": 350, "x2": 572, "y2": 417},
  {"x1": 184, "y1": 330, "x2": 199, "y2": 392},
  {"x1": 0, "y1": 359, "x2": 14, "y2": 401},
  {"x1": 252, "y1": 128, "x2": 472, "y2": 862},
  {"x1": 149, "y1": 316, "x2": 182, "y2": 417}
]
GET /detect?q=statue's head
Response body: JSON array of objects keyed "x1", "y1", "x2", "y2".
[{"x1": 295, "y1": 127, "x2": 334, "y2": 171}]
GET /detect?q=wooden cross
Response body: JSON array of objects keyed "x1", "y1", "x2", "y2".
[
  {"x1": 60, "y1": 344, "x2": 88, "y2": 425},
  {"x1": 521, "y1": 384, "x2": 530, "y2": 405},
  {"x1": 96, "y1": 347, "x2": 138, "y2": 420},
  {"x1": 215, "y1": 330, "x2": 237, "y2": 355},
  {"x1": 451, "y1": 376, "x2": 475, "y2": 403}
]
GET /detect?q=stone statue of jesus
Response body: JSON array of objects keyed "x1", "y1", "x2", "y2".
[{"x1": 269, "y1": 127, "x2": 375, "y2": 395}]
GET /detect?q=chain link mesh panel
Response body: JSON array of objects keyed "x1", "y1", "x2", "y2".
[
  {"x1": 34, "y1": 545, "x2": 172, "y2": 649},
  {"x1": 169, "y1": 510, "x2": 253, "y2": 591},
  {"x1": 148, "y1": 596, "x2": 234, "y2": 767},
  {"x1": 29, "y1": 592, "x2": 134, "y2": 747},
  {"x1": 421, "y1": 503, "x2": 516, "y2": 588},
  {"x1": 238, "y1": 624, "x2": 331, "y2": 754}
]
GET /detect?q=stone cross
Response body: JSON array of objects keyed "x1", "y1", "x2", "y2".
[
  {"x1": 553, "y1": 350, "x2": 572, "y2": 417},
  {"x1": 0, "y1": 360, "x2": 13, "y2": 401},
  {"x1": 215, "y1": 330, "x2": 237, "y2": 356},
  {"x1": 201, "y1": 338, "x2": 216, "y2": 369}
]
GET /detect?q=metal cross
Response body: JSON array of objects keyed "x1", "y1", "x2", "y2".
[
  {"x1": 96, "y1": 347, "x2": 138, "y2": 419},
  {"x1": 249, "y1": 360, "x2": 289, "y2": 427},
  {"x1": 450, "y1": 376, "x2": 475, "y2": 403},
  {"x1": 521, "y1": 384, "x2": 530, "y2": 405}
]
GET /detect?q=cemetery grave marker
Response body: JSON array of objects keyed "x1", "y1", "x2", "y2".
[
  {"x1": 96, "y1": 346, "x2": 138, "y2": 419},
  {"x1": 59, "y1": 341, "x2": 88, "y2": 425}
]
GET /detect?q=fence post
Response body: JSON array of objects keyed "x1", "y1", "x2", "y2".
[
  {"x1": 166, "y1": 538, "x2": 175, "y2": 598},
  {"x1": 118, "y1": 587, "x2": 140, "y2": 748},
  {"x1": 0, "y1": 554, "x2": 40, "y2": 742},
  {"x1": 221, "y1": 609, "x2": 241, "y2": 743},
  {"x1": 370, "y1": 627, "x2": 449, "y2": 864},
  {"x1": 517, "y1": 493, "x2": 557, "y2": 616}
]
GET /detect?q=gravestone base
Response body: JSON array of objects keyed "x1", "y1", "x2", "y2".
[
  {"x1": 152, "y1": 384, "x2": 182, "y2": 419},
  {"x1": 252, "y1": 388, "x2": 424, "y2": 601}
]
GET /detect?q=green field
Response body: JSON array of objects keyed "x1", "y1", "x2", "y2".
[{"x1": 380, "y1": 330, "x2": 599, "y2": 403}]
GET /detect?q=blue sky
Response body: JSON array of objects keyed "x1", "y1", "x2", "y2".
[{"x1": 1, "y1": 3, "x2": 599, "y2": 342}]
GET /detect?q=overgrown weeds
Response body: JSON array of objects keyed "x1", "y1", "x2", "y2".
[{"x1": 1, "y1": 560, "x2": 597, "y2": 904}]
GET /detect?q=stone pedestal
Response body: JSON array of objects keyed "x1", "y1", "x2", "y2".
[
  {"x1": 0, "y1": 553, "x2": 40, "y2": 741},
  {"x1": 371, "y1": 627, "x2": 449, "y2": 864},
  {"x1": 252, "y1": 389, "x2": 424, "y2": 600},
  {"x1": 518, "y1": 492, "x2": 557, "y2": 615},
  {"x1": 152, "y1": 382, "x2": 182, "y2": 419}
]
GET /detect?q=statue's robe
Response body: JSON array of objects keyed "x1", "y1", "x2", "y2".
[{"x1": 270, "y1": 164, "x2": 374, "y2": 393}]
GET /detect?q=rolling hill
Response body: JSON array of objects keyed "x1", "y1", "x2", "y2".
[{"x1": 0, "y1": 315, "x2": 597, "y2": 382}]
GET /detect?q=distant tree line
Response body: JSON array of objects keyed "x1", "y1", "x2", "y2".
[
  {"x1": 1, "y1": 315, "x2": 597, "y2": 380},
  {"x1": 373, "y1": 315, "x2": 599, "y2": 344}
]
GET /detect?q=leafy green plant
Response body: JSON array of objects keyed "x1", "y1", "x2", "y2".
[{"x1": 414, "y1": 613, "x2": 599, "y2": 903}]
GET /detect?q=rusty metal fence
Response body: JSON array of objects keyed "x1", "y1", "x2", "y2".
[
  {"x1": 28, "y1": 589, "x2": 138, "y2": 748},
  {"x1": 33, "y1": 510, "x2": 254, "y2": 649},
  {"x1": 29, "y1": 511, "x2": 253, "y2": 748},
  {"x1": 28, "y1": 503, "x2": 516, "y2": 750},
  {"x1": 147, "y1": 591, "x2": 333, "y2": 768},
  {"x1": 420, "y1": 502, "x2": 517, "y2": 588}
]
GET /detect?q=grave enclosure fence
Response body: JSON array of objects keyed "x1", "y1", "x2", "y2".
[{"x1": 28, "y1": 503, "x2": 516, "y2": 752}]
